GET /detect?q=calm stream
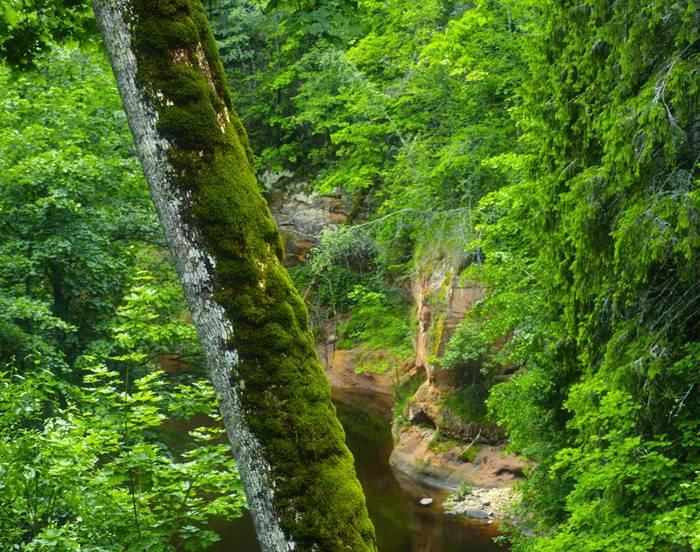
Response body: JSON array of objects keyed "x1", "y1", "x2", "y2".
[{"x1": 209, "y1": 389, "x2": 506, "y2": 551}]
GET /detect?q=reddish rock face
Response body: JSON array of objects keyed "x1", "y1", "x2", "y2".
[
  {"x1": 267, "y1": 186, "x2": 349, "y2": 267},
  {"x1": 386, "y1": 257, "x2": 517, "y2": 490},
  {"x1": 409, "y1": 262, "x2": 496, "y2": 440}
]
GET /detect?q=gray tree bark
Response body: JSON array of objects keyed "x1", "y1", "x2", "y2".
[{"x1": 91, "y1": 1, "x2": 376, "y2": 550}]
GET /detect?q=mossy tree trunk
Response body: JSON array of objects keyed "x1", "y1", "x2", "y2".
[{"x1": 91, "y1": 1, "x2": 376, "y2": 550}]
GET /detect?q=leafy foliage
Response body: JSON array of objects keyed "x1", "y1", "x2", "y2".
[
  {"x1": 0, "y1": 0, "x2": 94, "y2": 67},
  {"x1": 0, "y1": 47, "x2": 160, "y2": 369},
  {"x1": 209, "y1": 0, "x2": 524, "y2": 214},
  {"x1": 438, "y1": 321, "x2": 495, "y2": 424},
  {"x1": 0, "y1": 280, "x2": 244, "y2": 550},
  {"x1": 0, "y1": 45, "x2": 245, "y2": 549},
  {"x1": 475, "y1": 1, "x2": 700, "y2": 549},
  {"x1": 338, "y1": 285, "x2": 413, "y2": 363},
  {"x1": 1, "y1": 0, "x2": 698, "y2": 549}
]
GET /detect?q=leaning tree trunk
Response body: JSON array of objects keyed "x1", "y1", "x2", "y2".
[{"x1": 91, "y1": 1, "x2": 376, "y2": 550}]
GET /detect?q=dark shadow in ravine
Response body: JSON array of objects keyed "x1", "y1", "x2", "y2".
[{"x1": 209, "y1": 388, "x2": 506, "y2": 552}]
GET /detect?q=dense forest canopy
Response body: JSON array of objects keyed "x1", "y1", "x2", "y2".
[{"x1": 0, "y1": 0, "x2": 698, "y2": 550}]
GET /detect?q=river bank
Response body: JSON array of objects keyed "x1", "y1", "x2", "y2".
[{"x1": 444, "y1": 487, "x2": 520, "y2": 522}]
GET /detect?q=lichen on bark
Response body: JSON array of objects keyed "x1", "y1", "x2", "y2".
[{"x1": 92, "y1": 0, "x2": 377, "y2": 549}]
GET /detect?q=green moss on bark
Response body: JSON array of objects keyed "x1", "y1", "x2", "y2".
[{"x1": 127, "y1": 1, "x2": 376, "y2": 549}]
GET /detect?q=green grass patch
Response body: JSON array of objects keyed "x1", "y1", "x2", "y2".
[
  {"x1": 454, "y1": 481, "x2": 473, "y2": 500},
  {"x1": 428, "y1": 432, "x2": 459, "y2": 455},
  {"x1": 442, "y1": 384, "x2": 488, "y2": 425},
  {"x1": 392, "y1": 375, "x2": 422, "y2": 421},
  {"x1": 458, "y1": 445, "x2": 481, "y2": 463}
]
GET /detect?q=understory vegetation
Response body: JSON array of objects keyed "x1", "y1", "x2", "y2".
[
  {"x1": 0, "y1": 48, "x2": 245, "y2": 550},
  {"x1": 0, "y1": 0, "x2": 697, "y2": 549}
]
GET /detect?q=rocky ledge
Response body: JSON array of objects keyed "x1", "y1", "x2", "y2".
[
  {"x1": 390, "y1": 425, "x2": 526, "y2": 489},
  {"x1": 444, "y1": 486, "x2": 519, "y2": 522}
]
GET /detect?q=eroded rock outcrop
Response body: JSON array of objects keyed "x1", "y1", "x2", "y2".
[
  {"x1": 401, "y1": 259, "x2": 500, "y2": 441},
  {"x1": 391, "y1": 255, "x2": 523, "y2": 492},
  {"x1": 265, "y1": 176, "x2": 348, "y2": 266}
]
